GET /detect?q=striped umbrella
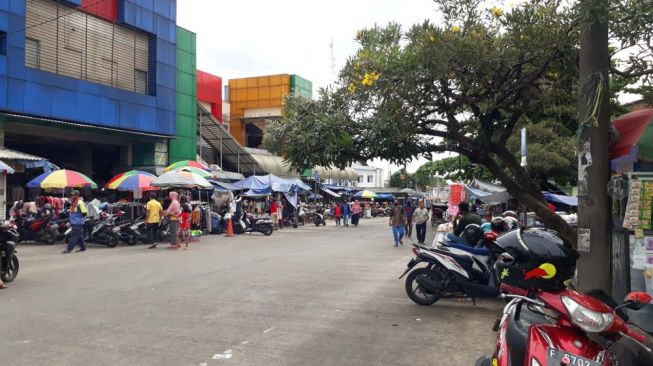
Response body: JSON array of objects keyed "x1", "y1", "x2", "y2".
[
  {"x1": 163, "y1": 160, "x2": 210, "y2": 173},
  {"x1": 354, "y1": 190, "x2": 377, "y2": 199},
  {"x1": 27, "y1": 169, "x2": 97, "y2": 189},
  {"x1": 170, "y1": 166, "x2": 212, "y2": 179},
  {"x1": 105, "y1": 170, "x2": 159, "y2": 192}
]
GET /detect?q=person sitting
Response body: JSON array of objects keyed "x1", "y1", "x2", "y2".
[{"x1": 447, "y1": 202, "x2": 482, "y2": 244}]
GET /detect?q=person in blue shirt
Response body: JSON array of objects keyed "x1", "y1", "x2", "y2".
[{"x1": 341, "y1": 201, "x2": 351, "y2": 227}]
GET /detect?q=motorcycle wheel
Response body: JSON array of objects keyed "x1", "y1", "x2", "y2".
[
  {"x1": 105, "y1": 235, "x2": 119, "y2": 248},
  {"x1": 44, "y1": 233, "x2": 56, "y2": 245},
  {"x1": 315, "y1": 221, "x2": 320, "y2": 227},
  {"x1": 260, "y1": 225, "x2": 273, "y2": 236},
  {"x1": 405, "y1": 267, "x2": 442, "y2": 306},
  {"x1": 1, "y1": 253, "x2": 19, "y2": 282},
  {"x1": 127, "y1": 235, "x2": 137, "y2": 246}
]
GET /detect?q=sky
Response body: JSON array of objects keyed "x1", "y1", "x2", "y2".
[{"x1": 177, "y1": 0, "x2": 442, "y2": 174}]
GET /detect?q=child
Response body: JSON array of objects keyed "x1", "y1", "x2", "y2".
[
  {"x1": 179, "y1": 195, "x2": 192, "y2": 250},
  {"x1": 334, "y1": 203, "x2": 342, "y2": 226}
]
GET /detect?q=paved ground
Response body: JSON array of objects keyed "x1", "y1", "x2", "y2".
[{"x1": 0, "y1": 217, "x2": 501, "y2": 366}]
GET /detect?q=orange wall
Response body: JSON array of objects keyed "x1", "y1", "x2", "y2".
[{"x1": 228, "y1": 74, "x2": 290, "y2": 145}]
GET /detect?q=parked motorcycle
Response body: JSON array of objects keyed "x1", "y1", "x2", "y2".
[
  {"x1": 233, "y1": 211, "x2": 273, "y2": 236},
  {"x1": 476, "y1": 228, "x2": 653, "y2": 366},
  {"x1": 12, "y1": 214, "x2": 58, "y2": 245},
  {"x1": 65, "y1": 213, "x2": 120, "y2": 247},
  {"x1": 399, "y1": 226, "x2": 503, "y2": 305},
  {"x1": 116, "y1": 217, "x2": 148, "y2": 245},
  {"x1": 0, "y1": 223, "x2": 20, "y2": 283}
]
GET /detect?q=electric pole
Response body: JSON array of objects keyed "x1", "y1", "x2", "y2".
[{"x1": 576, "y1": 0, "x2": 611, "y2": 292}]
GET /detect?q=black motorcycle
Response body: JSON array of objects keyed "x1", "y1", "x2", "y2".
[
  {"x1": 313, "y1": 207, "x2": 326, "y2": 226},
  {"x1": 0, "y1": 224, "x2": 20, "y2": 283},
  {"x1": 65, "y1": 213, "x2": 120, "y2": 247},
  {"x1": 233, "y1": 211, "x2": 273, "y2": 236}
]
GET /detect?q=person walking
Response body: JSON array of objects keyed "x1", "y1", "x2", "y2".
[
  {"x1": 341, "y1": 201, "x2": 351, "y2": 227},
  {"x1": 334, "y1": 202, "x2": 342, "y2": 226},
  {"x1": 62, "y1": 190, "x2": 87, "y2": 254},
  {"x1": 389, "y1": 203, "x2": 407, "y2": 247},
  {"x1": 179, "y1": 195, "x2": 192, "y2": 250},
  {"x1": 270, "y1": 199, "x2": 279, "y2": 230},
  {"x1": 351, "y1": 200, "x2": 361, "y2": 227},
  {"x1": 146, "y1": 193, "x2": 164, "y2": 249},
  {"x1": 413, "y1": 201, "x2": 430, "y2": 244},
  {"x1": 164, "y1": 191, "x2": 182, "y2": 249},
  {"x1": 404, "y1": 201, "x2": 415, "y2": 238},
  {"x1": 277, "y1": 198, "x2": 284, "y2": 229}
]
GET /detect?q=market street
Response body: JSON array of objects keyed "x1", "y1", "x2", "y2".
[{"x1": 0, "y1": 217, "x2": 500, "y2": 366}]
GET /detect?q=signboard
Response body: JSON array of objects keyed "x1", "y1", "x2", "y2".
[
  {"x1": 520, "y1": 127, "x2": 527, "y2": 167},
  {"x1": 577, "y1": 228, "x2": 590, "y2": 253},
  {"x1": 447, "y1": 183, "x2": 465, "y2": 217}
]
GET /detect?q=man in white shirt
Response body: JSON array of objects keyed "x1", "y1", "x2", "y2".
[{"x1": 413, "y1": 201, "x2": 430, "y2": 244}]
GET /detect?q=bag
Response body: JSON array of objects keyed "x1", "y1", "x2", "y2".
[{"x1": 70, "y1": 211, "x2": 84, "y2": 226}]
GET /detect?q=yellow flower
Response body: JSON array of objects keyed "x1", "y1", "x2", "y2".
[
  {"x1": 452, "y1": 26, "x2": 461, "y2": 33},
  {"x1": 361, "y1": 72, "x2": 380, "y2": 87},
  {"x1": 348, "y1": 83, "x2": 357, "y2": 93},
  {"x1": 429, "y1": 35, "x2": 436, "y2": 42},
  {"x1": 490, "y1": 6, "x2": 504, "y2": 17}
]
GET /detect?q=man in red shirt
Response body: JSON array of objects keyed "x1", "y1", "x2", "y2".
[{"x1": 270, "y1": 199, "x2": 279, "y2": 230}]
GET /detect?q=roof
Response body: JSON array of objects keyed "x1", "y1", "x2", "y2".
[
  {"x1": 313, "y1": 166, "x2": 358, "y2": 181},
  {"x1": 0, "y1": 147, "x2": 45, "y2": 161},
  {"x1": 250, "y1": 153, "x2": 299, "y2": 178},
  {"x1": 197, "y1": 103, "x2": 266, "y2": 176}
]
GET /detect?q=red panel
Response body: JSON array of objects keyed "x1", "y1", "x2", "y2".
[
  {"x1": 81, "y1": 0, "x2": 118, "y2": 22},
  {"x1": 197, "y1": 70, "x2": 223, "y2": 123}
]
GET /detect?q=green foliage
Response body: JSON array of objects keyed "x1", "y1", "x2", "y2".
[
  {"x1": 416, "y1": 156, "x2": 494, "y2": 183},
  {"x1": 389, "y1": 169, "x2": 418, "y2": 189}
]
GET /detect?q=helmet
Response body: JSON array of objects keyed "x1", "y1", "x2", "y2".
[
  {"x1": 503, "y1": 216, "x2": 519, "y2": 231},
  {"x1": 503, "y1": 210, "x2": 518, "y2": 219},
  {"x1": 461, "y1": 224, "x2": 483, "y2": 245},
  {"x1": 490, "y1": 217, "x2": 507, "y2": 233},
  {"x1": 495, "y1": 228, "x2": 578, "y2": 291}
]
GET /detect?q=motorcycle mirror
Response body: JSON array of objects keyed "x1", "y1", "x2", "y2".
[{"x1": 621, "y1": 292, "x2": 652, "y2": 311}]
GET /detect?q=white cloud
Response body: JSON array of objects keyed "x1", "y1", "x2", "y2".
[{"x1": 177, "y1": 0, "x2": 443, "y2": 174}]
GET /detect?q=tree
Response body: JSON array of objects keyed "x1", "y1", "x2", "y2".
[
  {"x1": 264, "y1": 0, "x2": 652, "y2": 247},
  {"x1": 416, "y1": 156, "x2": 494, "y2": 183},
  {"x1": 389, "y1": 169, "x2": 417, "y2": 189}
]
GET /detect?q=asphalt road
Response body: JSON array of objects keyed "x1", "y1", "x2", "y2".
[{"x1": 0, "y1": 217, "x2": 501, "y2": 366}]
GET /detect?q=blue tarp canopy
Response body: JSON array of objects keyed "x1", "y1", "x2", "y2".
[
  {"x1": 232, "y1": 174, "x2": 299, "y2": 193},
  {"x1": 209, "y1": 180, "x2": 242, "y2": 191},
  {"x1": 321, "y1": 184, "x2": 351, "y2": 192},
  {"x1": 308, "y1": 193, "x2": 323, "y2": 199},
  {"x1": 542, "y1": 192, "x2": 578, "y2": 207},
  {"x1": 284, "y1": 178, "x2": 311, "y2": 192},
  {"x1": 321, "y1": 187, "x2": 341, "y2": 198},
  {"x1": 376, "y1": 193, "x2": 395, "y2": 201}
]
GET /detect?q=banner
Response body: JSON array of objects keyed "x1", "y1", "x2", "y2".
[{"x1": 447, "y1": 183, "x2": 465, "y2": 217}]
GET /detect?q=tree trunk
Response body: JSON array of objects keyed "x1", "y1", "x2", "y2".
[{"x1": 576, "y1": 0, "x2": 611, "y2": 293}]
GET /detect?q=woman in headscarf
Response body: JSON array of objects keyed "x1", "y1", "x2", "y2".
[
  {"x1": 351, "y1": 200, "x2": 361, "y2": 227},
  {"x1": 165, "y1": 191, "x2": 182, "y2": 249}
]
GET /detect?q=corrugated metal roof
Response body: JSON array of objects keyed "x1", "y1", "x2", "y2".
[{"x1": 0, "y1": 147, "x2": 45, "y2": 161}]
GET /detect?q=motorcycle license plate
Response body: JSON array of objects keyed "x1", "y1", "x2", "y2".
[{"x1": 546, "y1": 348, "x2": 600, "y2": 366}]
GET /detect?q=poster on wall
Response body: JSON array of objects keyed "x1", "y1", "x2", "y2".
[{"x1": 447, "y1": 184, "x2": 465, "y2": 217}]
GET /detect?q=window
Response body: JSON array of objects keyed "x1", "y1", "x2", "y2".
[
  {"x1": 367, "y1": 175, "x2": 374, "y2": 183},
  {"x1": 25, "y1": 38, "x2": 40, "y2": 68},
  {"x1": 0, "y1": 32, "x2": 7, "y2": 56},
  {"x1": 135, "y1": 69, "x2": 148, "y2": 94},
  {"x1": 358, "y1": 175, "x2": 363, "y2": 183},
  {"x1": 25, "y1": 0, "x2": 150, "y2": 94}
]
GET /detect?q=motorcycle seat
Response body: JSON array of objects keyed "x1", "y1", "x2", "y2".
[
  {"x1": 444, "y1": 242, "x2": 490, "y2": 256},
  {"x1": 506, "y1": 305, "x2": 550, "y2": 366}
]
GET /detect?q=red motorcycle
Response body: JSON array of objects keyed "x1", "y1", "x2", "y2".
[
  {"x1": 12, "y1": 215, "x2": 58, "y2": 244},
  {"x1": 476, "y1": 228, "x2": 653, "y2": 366}
]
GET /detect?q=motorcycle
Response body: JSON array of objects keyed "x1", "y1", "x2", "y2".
[
  {"x1": 313, "y1": 207, "x2": 327, "y2": 226},
  {"x1": 116, "y1": 217, "x2": 148, "y2": 245},
  {"x1": 12, "y1": 214, "x2": 58, "y2": 245},
  {"x1": 475, "y1": 283, "x2": 653, "y2": 366},
  {"x1": 0, "y1": 223, "x2": 20, "y2": 283},
  {"x1": 297, "y1": 206, "x2": 306, "y2": 226},
  {"x1": 65, "y1": 213, "x2": 120, "y2": 247},
  {"x1": 233, "y1": 211, "x2": 273, "y2": 236},
  {"x1": 399, "y1": 226, "x2": 504, "y2": 305}
]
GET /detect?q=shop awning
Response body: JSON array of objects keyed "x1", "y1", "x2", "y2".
[
  {"x1": 313, "y1": 166, "x2": 358, "y2": 181},
  {"x1": 212, "y1": 170, "x2": 245, "y2": 181},
  {"x1": 284, "y1": 178, "x2": 312, "y2": 192},
  {"x1": 0, "y1": 147, "x2": 46, "y2": 162},
  {"x1": 611, "y1": 109, "x2": 653, "y2": 159},
  {"x1": 209, "y1": 180, "x2": 242, "y2": 191}
]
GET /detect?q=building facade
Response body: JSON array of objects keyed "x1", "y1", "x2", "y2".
[
  {"x1": 0, "y1": 0, "x2": 189, "y2": 185},
  {"x1": 353, "y1": 164, "x2": 385, "y2": 188},
  {"x1": 228, "y1": 74, "x2": 311, "y2": 148}
]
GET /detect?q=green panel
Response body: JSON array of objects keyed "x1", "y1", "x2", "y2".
[
  {"x1": 133, "y1": 143, "x2": 155, "y2": 166},
  {"x1": 177, "y1": 50, "x2": 194, "y2": 74},
  {"x1": 177, "y1": 93, "x2": 194, "y2": 117},
  {"x1": 175, "y1": 115, "x2": 192, "y2": 137},
  {"x1": 169, "y1": 136, "x2": 196, "y2": 163},
  {"x1": 177, "y1": 72, "x2": 193, "y2": 95},
  {"x1": 177, "y1": 27, "x2": 194, "y2": 53}
]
